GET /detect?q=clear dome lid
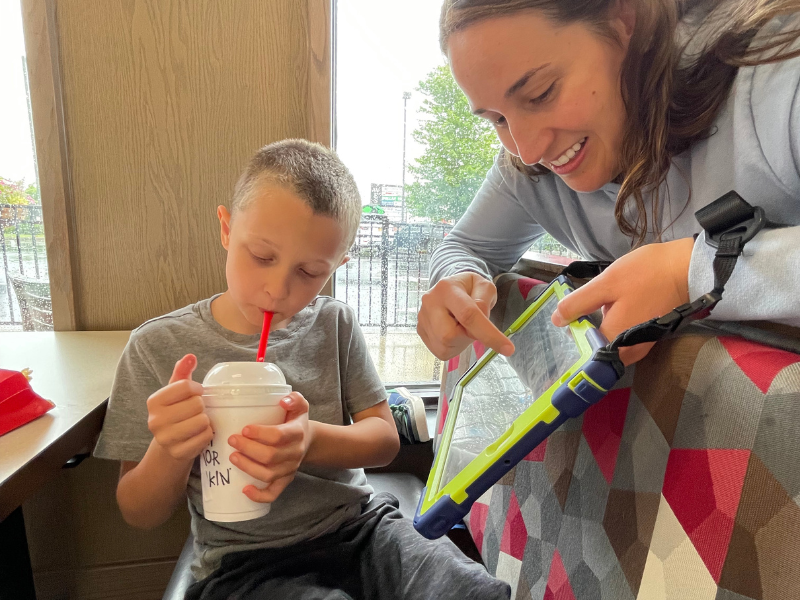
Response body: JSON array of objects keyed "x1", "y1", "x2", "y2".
[{"x1": 202, "y1": 362, "x2": 290, "y2": 395}]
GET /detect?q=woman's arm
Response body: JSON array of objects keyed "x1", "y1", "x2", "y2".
[
  {"x1": 429, "y1": 153, "x2": 547, "y2": 286},
  {"x1": 421, "y1": 155, "x2": 548, "y2": 359},
  {"x1": 689, "y1": 226, "x2": 800, "y2": 327}
]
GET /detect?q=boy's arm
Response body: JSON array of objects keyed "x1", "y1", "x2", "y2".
[
  {"x1": 115, "y1": 354, "x2": 213, "y2": 529},
  {"x1": 116, "y1": 441, "x2": 194, "y2": 530},
  {"x1": 304, "y1": 400, "x2": 399, "y2": 469}
]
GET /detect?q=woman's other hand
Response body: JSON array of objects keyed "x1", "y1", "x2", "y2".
[
  {"x1": 418, "y1": 271, "x2": 515, "y2": 361},
  {"x1": 552, "y1": 238, "x2": 695, "y2": 365}
]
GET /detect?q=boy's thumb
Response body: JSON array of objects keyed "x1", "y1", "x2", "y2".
[{"x1": 169, "y1": 354, "x2": 197, "y2": 384}]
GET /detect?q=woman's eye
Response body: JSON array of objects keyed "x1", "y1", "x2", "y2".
[
  {"x1": 530, "y1": 82, "x2": 556, "y2": 106},
  {"x1": 493, "y1": 115, "x2": 507, "y2": 127}
]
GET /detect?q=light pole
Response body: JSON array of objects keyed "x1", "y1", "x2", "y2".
[{"x1": 401, "y1": 91, "x2": 411, "y2": 224}]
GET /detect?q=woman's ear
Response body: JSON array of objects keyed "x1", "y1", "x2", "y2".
[
  {"x1": 218, "y1": 206, "x2": 232, "y2": 250},
  {"x1": 612, "y1": 0, "x2": 636, "y2": 48}
]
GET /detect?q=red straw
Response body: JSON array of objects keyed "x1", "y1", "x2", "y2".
[{"x1": 256, "y1": 312, "x2": 273, "y2": 362}]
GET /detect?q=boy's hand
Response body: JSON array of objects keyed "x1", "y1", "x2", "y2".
[
  {"x1": 146, "y1": 354, "x2": 213, "y2": 461},
  {"x1": 227, "y1": 392, "x2": 311, "y2": 503}
]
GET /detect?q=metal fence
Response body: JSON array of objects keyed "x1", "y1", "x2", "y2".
[
  {"x1": 335, "y1": 216, "x2": 452, "y2": 334},
  {"x1": 1, "y1": 203, "x2": 50, "y2": 329}
]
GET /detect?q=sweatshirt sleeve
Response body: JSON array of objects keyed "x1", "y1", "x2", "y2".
[
  {"x1": 428, "y1": 153, "x2": 546, "y2": 286},
  {"x1": 688, "y1": 44, "x2": 800, "y2": 327}
]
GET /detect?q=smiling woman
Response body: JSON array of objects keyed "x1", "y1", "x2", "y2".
[
  {"x1": 419, "y1": 0, "x2": 800, "y2": 367},
  {"x1": 448, "y1": 10, "x2": 631, "y2": 192}
]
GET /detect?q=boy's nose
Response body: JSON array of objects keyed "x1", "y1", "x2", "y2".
[{"x1": 264, "y1": 272, "x2": 290, "y2": 301}]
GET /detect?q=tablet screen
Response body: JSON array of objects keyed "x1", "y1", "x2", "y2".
[{"x1": 436, "y1": 294, "x2": 581, "y2": 493}]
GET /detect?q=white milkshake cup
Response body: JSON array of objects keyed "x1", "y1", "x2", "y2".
[{"x1": 200, "y1": 361, "x2": 290, "y2": 522}]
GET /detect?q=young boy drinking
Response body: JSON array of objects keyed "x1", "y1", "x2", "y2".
[{"x1": 94, "y1": 140, "x2": 510, "y2": 600}]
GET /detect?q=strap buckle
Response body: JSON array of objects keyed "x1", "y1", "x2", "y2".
[
  {"x1": 695, "y1": 191, "x2": 766, "y2": 253},
  {"x1": 656, "y1": 292, "x2": 722, "y2": 332}
]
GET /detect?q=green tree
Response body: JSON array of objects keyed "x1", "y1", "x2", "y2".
[
  {"x1": 406, "y1": 65, "x2": 500, "y2": 223},
  {"x1": 1, "y1": 177, "x2": 42, "y2": 236},
  {"x1": 0, "y1": 177, "x2": 36, "y2": 206}
]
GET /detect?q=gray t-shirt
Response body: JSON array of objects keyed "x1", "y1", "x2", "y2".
[{"x1": 94, "y1": 295, "x2": 387, "y2": 580}]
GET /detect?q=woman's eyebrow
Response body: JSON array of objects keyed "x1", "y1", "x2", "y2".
[{"x1": 504, "y1": 64, "x2": 550, "y2": 98}]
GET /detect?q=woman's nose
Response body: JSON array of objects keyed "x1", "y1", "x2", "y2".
[{"x1": 508, "y1": 117, "x2": 553, "y2": 167}]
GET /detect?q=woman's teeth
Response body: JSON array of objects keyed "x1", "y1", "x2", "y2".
[{"x1": 551, "y1": 138, "x2": 586, "y2": 167}]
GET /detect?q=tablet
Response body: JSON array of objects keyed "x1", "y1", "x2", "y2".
[{"x1": 414, "y1": 276, "x2": 620, "y2": 539}]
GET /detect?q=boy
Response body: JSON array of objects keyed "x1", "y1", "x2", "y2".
[{"x1": 94, "y1": 140, "x2": 510, "y2": 600}]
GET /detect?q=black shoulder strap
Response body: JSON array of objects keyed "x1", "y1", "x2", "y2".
[{"x1": 596, "y1": 191, "x2": 780, "y2": 370}]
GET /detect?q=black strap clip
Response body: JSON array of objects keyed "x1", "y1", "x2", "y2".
[
  {"x1": 696, "y1": 190, "x2": 766, "y2": 253},
  {"x1": 655, "y1": 291, "x2": 723, "y2": 331}
]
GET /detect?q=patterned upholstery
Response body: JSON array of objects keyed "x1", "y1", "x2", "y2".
[{"x1": 434, "y1": 274, "x2": 800, "y2": 600}]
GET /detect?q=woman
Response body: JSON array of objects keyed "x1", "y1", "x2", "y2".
[{"x1": 418, "y1": 0, "x2": 800, "y2": 365}]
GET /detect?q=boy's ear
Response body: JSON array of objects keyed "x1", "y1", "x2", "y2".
[
  {"x1": 218, "y1": 206, "x2": 232, "y2": 250},
  {"x1": 339, "y1": 254, "x2": 350, "y2": 268}
]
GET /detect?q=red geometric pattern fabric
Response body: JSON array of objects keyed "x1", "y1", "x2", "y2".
[
  {"x1": 662, "y1": 449, "x2": 750, "y2": 582},
  {"x1": 582, "y1": 387, "x2": 630, "y2": 484},
  {"x1": 544, "y1": 551, "x2": 576, "y2": 600},
  {"x1": 435, "y1": 274, "x2": 800, "y2": 600},
  {"x1": 719, "y1": 336, "x2": 800, "y2": 393}
]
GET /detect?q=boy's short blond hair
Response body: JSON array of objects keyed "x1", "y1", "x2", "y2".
[{"x1": 232, "y1": 139, "x2": 362, "y2": 249}]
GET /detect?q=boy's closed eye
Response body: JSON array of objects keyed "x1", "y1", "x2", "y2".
[
  {"x1": 250, "y1": 251, "x2": 325, "y2": 279},
  {"x1": 250, "y1": 251, "x2": 275, "y2": 265}
]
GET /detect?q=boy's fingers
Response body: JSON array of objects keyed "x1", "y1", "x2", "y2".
[
  {"x1": 231, "y1": 453, "x2": 296, "y2": 489},
  {"x1": 230, "y1": 434, "x2": 302, "y2": 466},
  {"x1": 229, "y1": 434, "x2": 277, "y2": 465},
  {"x1": 168, "y1": 425, "x2": 213, "y2": 460},
  {"x1": 155, "y1": 379, "x2": 204, "y2": 406},
  {"x1": 241, "y1": 423, "x2": 301, "y2": 447},
  {"x1": 243, "y1": 474, "x2": 295, "y2": 504},
  {"x1": 552, "y1": 278, "x2": 615, "y2": 327},
  {"x1": 162, "y1": 413, "x2": 212, "y2": 446},
  {"x1": 280, "y1": 392, "x2": 309, "y2": 422},
  {"x1": 169, "y1": 354, "x2": 197, "y2": 384}
]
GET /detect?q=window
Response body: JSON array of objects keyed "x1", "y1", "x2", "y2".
[
  {"x1": 333, "y1": 1, "x2": 576, "y2": 384},
  {"x1": 0, "y1": 0, "x2": 50, "y2": 332}
]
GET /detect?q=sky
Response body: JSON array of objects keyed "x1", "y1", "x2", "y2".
[
  {"x1": 336, "y1": 1, "x2": 446, "y2": 204},
  {"x1": 0, "y1": 0, "x2": 37, "y2": 188},
  {"x1": 0, "y1": 0, "x2": 447, "y2": 202}
]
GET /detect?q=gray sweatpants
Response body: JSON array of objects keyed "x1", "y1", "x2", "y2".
[{"x1": 185, "y1": 493, "x2": 510, "y2": 600}]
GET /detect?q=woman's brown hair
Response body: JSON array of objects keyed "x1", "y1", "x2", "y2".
[{"x1": 440, "y1": 0, "x2": 800, "y2": 246}]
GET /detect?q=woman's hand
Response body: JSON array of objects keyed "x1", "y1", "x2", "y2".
[
  {"x1": 227, "y1": 392, "x2": 311, "y2": 503},
  {"x1": 417, "y1": 272, "x2": 515, "y2": 361},
  {"x1": 552, "y1": 238, "x2": 695, "y2": 365}
]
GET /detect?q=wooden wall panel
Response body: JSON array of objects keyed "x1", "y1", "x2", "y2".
[{"x1": 54, "y1": 0, "x2": 331, "y2": 330}]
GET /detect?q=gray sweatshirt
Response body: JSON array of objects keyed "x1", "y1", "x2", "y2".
[{"x1": 429, "y1": 21, "x2": 800, "y2": 328}]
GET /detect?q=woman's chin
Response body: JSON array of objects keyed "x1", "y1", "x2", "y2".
[{"x1": 558, "y1": 167, "x2": 616, "y2": 194}]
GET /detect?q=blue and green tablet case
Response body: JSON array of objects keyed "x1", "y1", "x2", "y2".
[{"x1": 414, "y1": 276, "x2": 621, "y2": 539}]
